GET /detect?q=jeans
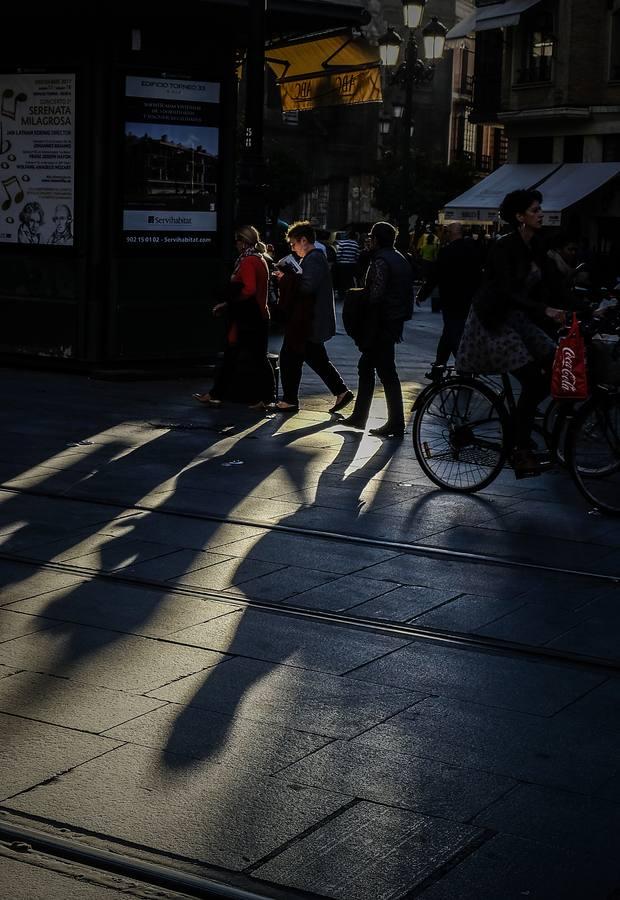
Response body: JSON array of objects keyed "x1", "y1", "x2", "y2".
[
  {"x1": 349, "y1": 324, "x2": 404, "y2": 428},
  {"x1": 279, "y1": 338, "x2": 347, "y2": 405}
]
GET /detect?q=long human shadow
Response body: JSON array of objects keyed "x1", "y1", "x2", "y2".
[
  {"x1": 0, "y1": 438, "x2": 133, "y2": 590},
  {"x1": 0, "y1": 409, "x2": 339, "y2": 734},
  {"x1": 160, "y1": 421, "x2": 401, "y2": 768},
  {"x1": 161, "y1": 410, "x2": 560, "y2": 775}
]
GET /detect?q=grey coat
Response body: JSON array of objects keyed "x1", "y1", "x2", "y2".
[{"x1": 299, "y1": 248, "x2": 337, "y2": 343}]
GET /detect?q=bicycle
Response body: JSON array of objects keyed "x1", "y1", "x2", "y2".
[{"x1": 411, "y1": 304, "x2": 620, "y2": 515}]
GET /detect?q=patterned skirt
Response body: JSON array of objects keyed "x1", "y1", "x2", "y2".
[{"x1": 456, "y1": 308, "x2": 555, "y2": 374}]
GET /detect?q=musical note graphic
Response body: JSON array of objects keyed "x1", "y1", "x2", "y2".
[
  {"x1": 1, "y1": 176, "x2": 24, "y2": 211},
  {"x1": 0, "y1": 121, "x2": 10, "y2": 156},
  {"x1": 1, "y1": 89, "x2": 27, "y2": 120}
]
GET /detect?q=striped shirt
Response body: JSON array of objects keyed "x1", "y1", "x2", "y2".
[{"x1": 335, "y1": 238, "x2": 360, "y2": 264}]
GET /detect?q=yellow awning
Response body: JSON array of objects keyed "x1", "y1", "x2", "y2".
[{"x1": 266, "y1": 31, "x2": 381, "y2": 111}]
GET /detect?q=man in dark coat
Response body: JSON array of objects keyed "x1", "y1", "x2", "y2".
[
  {"x1": 417, "y1": 222, "x2": 484, "y2": 378},
  {"x1": 340, "y1": 220, "x2": 414, "y2": 438},
  {"x1": 272, "y1": 220, "x2": 353, "y2": 413}
]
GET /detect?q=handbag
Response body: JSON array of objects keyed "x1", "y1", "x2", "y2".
[
  {"x1": 551, "y1": 312, "x2": 589, "y2": 400},
  {"x1": 342, "y1": 286, "x2": 368, "y2": 343}
]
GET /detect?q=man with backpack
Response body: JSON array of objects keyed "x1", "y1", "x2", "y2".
[{"x1": 339, "y1": 221, "x2": 414, "y2": 438}]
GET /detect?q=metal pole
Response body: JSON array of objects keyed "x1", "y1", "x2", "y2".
[
  {"x1": 238, "y1": 0, "x2": 267, "y2": 230},
  {"x1": 245, "y1": 0, "x2": 266, "y2": 162},
  {"x1": 398, "y1": 32, "x2": 416, "y2": 251}
]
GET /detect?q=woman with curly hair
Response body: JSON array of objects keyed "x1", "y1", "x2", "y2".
[{"x1": 456, "y1": 189, "x2": 568, "y2": 477}]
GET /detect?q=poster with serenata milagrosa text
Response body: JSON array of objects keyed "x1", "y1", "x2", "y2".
[{"x1": 0, "y1": 74, "x2": 75, "y2": 246}]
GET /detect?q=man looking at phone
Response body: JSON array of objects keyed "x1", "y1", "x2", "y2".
[{"x1": 271, "y1": 220, "x2": 353, "y2": 414}]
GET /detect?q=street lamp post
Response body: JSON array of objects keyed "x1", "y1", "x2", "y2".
[
  {"x1": 378, "y1": 0, "x2": 447, "y2": 250},
  {"x1": 238, "y1": 0, "x2": 267, "y2": 230}
]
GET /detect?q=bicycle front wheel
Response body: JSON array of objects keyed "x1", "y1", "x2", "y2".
[
  {"x1": 413, "y1": 378, "x2": 510, "y2": 492},
  {"x1": 567, "y1": 393, "x2": 620, "y2": 514}
]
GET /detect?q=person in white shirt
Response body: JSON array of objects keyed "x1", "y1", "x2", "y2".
[{"x1": 334, "y1": 229, "x2": 361, "y2": 301}]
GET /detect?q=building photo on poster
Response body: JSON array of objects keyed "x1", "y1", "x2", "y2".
[
  {"x1": 0, "y1": 73, "x2": 75, "y2": 247},
  {"x1": 122, "y1": 75, "x2": 220, "y2": 247}
]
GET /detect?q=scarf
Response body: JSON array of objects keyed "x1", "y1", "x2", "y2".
[
  {"x1": 228, "y1": 245, "x2": 264, "y2": 346},
  {"x1": 232, "y1": 245, "x2": 262, "y2": 274}
]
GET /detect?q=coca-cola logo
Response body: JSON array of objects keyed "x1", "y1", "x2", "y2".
[{"x1": 560, "y1": 346, "x2": 577, "y2": 391}]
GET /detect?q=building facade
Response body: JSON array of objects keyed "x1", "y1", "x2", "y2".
[
  {"x1": 264, "y1": 0, "x2": 482, "y2": 232},
  {"x1": 495, "y1": 0, "x2": 620, "y2": 168},
  {"x1": 443, "y1": 0, "x2": 620, "y2": 266},
  {"x1": 0, "y1": 1, "x2": 368, "y2": 367}
]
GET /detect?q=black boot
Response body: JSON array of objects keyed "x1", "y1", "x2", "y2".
[
  {"x1": 369, "y1": 422, "x2": 405, "y2": 438},
  {"x1": 340, "y1": 367, "x2": 374, "y2": 429},
  {"x1": 370, "y1": 379, "x2": 405, "y2": 438}
]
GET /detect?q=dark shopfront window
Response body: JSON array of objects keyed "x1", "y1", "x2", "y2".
[
  {"x1": 603, "y1": 133, "x2": 620, "y2": 162},
  {"x1": 564, "y1": 135, "x2": 583, "y2": 163},
  {"x1": 517, "y1": 9, "x2": 555, "y2": 84},
  {"x1": 611, "y1": 11, "x2": 620, "y2": 81},
  {"x1": 518, "y1": 136, "x2": 553, "y2": 163}
]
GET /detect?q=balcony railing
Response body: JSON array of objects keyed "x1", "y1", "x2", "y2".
[{"x1": 452, "y1": 148, "x2": 475, "y2": 164}]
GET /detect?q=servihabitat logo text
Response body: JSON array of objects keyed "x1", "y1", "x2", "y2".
[{"x1": 147, "y1": 215, "x2": 192, "y2": 225}]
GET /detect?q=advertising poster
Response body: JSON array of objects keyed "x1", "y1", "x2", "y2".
[
  {"x1": 122, "y1": 75, "x2": 220, "y2": 247},
  {"x1": 0, "y1": 73, "x2": 75, "y2": 246}
]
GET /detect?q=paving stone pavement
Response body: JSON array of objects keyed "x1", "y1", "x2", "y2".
[{"x1": 1, "y1": 305, "x2": 620, "y2": 899}]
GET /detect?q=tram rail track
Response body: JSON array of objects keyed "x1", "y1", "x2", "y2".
[
  {"x1": 0, "y1": 815, "x2": 293, "y2": 900},
  {"x1": 2, "y1": 547, "x2": 620, "y2": 676},
  {"x1": 2, "y1": 482, "x2": 620, "y2": 675},
  {"x1": 2, "y1": 483, "x2": 620, "y2": 896},
  {"x1": 1, "y1": 483, "x2": 619, "y2": 585}
]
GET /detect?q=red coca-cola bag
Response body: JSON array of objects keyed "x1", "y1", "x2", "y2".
[{"x1": 551, "y1": 313, "x2": 589, "y2": 400}]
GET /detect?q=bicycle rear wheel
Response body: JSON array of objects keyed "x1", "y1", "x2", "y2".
[
  {"x1": 413, "y1": 377, "x2": 510, "y2": 492},
  {"x1": 567, "y1": 392, "x2": 620, "y2": 514}
]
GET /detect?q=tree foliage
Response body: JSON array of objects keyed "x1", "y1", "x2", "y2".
[{"x1": 373, "y1": 152, "x2": 478, "y2": 223}]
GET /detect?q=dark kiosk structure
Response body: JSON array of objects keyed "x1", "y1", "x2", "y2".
[{"x1": 0, "y1": 0, "x2": 368, "y2": 370}]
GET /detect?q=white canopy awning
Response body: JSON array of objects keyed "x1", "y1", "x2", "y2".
[
  {"x1": 446, "y1": 0, "x2": 542, "y2": 40},
  {"x1": 442, "y1": 163, "x2": 559, "y2": 223},
  {"x1": 536, "y1": 163, "x2": 620, "y2": 217}
]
